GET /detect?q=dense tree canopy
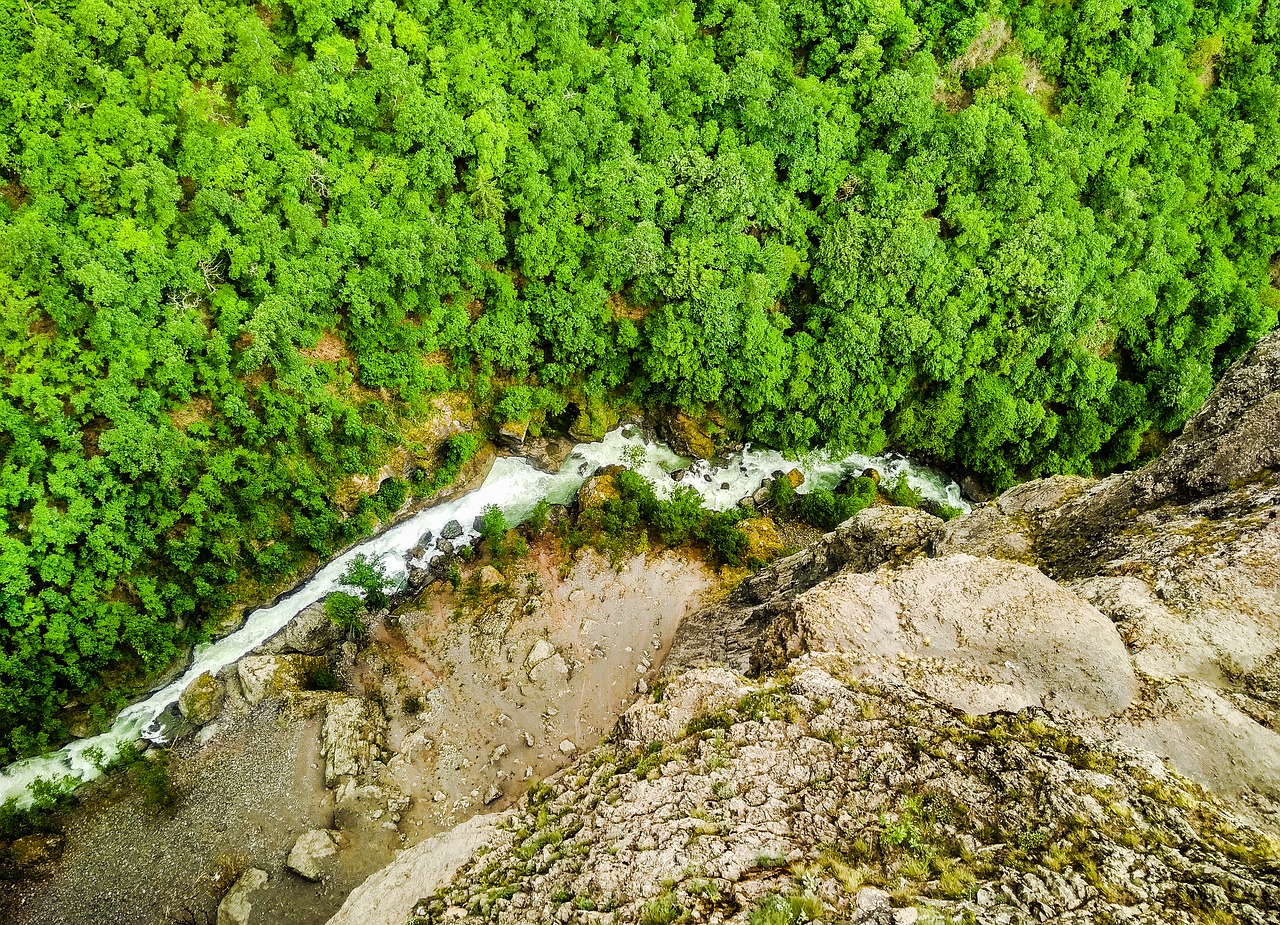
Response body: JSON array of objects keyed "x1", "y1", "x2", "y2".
[{"x1": 0, "y1": 0, "x2": 1277, "y2": 760}]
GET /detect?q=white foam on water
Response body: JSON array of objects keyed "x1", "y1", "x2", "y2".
[{"x1": 0, "y1": 428, "x2": 965, "y2": 805}]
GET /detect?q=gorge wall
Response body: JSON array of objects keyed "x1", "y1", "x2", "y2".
[{"x1": 324, "y1": 331, "x2": 1280, "y2": 925}]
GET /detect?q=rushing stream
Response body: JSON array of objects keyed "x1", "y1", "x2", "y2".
[{"x1": 0, "y1": 427, "x2": 966, "y2": 806}]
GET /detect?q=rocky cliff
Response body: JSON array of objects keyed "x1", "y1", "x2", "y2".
[{"x1": 327, "y1": 332, "x2": 1280, "y2": 925}]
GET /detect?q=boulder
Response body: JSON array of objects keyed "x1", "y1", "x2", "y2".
[
  {"x1": 322, "y1": 696, "x2": 388, "y2": 786},
  {"x1": 287, "y1": 829, "x2": 339, "y2": 881},
  {"x1": 217, "y1": 868, "x2": 267, "y2": 925},
  {"x1": 521, "y1": 436, "x2": 575, "y2": 473},
  {"x1": 326, "y1": 815, "x2": 507, "y2": 925},
  {"x1": 440, "y1": 519, "x2": 464, "y2": 541},
  {"x1": 477, "y1": 565, "x2": 505, "y2": 590},
  {"x1": 178, "y1": 672, "x2": 225, "y2": 726},
  {"x1": 528, "y1": 653, "x2": 569, "y2": 688},
  {"x1": 283, "y1": 601, "x2": 344, "y2": 655},
  {"x1": 237, "y1": 654, "x2": 327, "y2": 705},
  {"x1": 525, "y1": 639, "x2": 557, "y2": 668},
  {"x1": 497, "y1": 419, "x2": 528, "y2": 449},
  {"x1": 577, "y1": 465, "x2": 625, "y2": 511},
  {"x1": 659, "y1": 409, "x2": 716, "y2": 459},
  {"x1": 784, "y1": 468, "x2": 804, "y2": 489}
]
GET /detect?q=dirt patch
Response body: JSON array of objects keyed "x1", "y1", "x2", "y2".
[
  {"x1": 299, "y1": 331, "x2": 354, "y2": 364},
  {"x1": 606, "y1": 291, "x2": 651, "y2": 323},
  {"x1": 168, "y1": 396, "x2": 213, "y2": 430},
  {"x1": 954, "y1": 18, "x2": 1011, "y2": 71}
]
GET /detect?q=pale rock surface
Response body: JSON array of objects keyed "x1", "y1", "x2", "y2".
[
  {"x1": 217, "y1": 867, "x2": 267, "y2": 925},
  {"x1": 326, "y1": 814, "x2": 510, "y2": 925},
  {"x1": 322, "y1": 696, "x2": 388, "y2": 786},
  {"x1": 236, "y1": 654, "x2": 326, "y2": 705},
  {"x1": 795, "y1": 554, "x2": 1139, "y2": 716},
  {"x1": 287, "y1": 829, "x2": 338, "y2": 881}
]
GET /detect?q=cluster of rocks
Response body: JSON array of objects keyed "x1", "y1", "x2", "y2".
[
  {"x1": 388, "y1": 666, "x2": 1278, "y2": 925},
  {"x1": 321, "y1": 330, "x2": 1280, "y2": 925}
]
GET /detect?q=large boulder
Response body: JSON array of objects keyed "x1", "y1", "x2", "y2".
[
  {"x1": 576, "y1": 465, "x2": 625, "y2": 511},
  {"x1": 178, "y1": 672, "x2": 225, "y2": 726},
  {"x1": 287, "y1": 829, "x2": 339, "y2": 881},
  {"x1": 659, "y1": 409, "x2": 716, "y2": 459},
  {"x1": 237, "y1": 654, "x2": 328, "y2": 705},
  {"x1": 795, "y1": 553, "x2": 1139, "y2": 717},
  {"x1": 283, "y1": 601, "x2": 345, "y2": 654},
  {"x1": 217, "y1": 867, "x2": 267, "y2": 925},
  {"x1": 326, "y1": 814, "x2": 508, "y2": 925},
  {"x1": 322, "y1": 696, "x2": 388, "y2": 786}
]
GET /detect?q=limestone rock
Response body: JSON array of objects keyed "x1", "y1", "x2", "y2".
[
  {"x1": 236, "y1": 654, "x2": 327, "y2": 705},
  {"x1": 477, "y1": 565, "x2": 505, "y2": 590},
  {"x1": 283, "y1": 600, "x2": 345, "y2": 654},
  {"x1": 287, "y1": 829, "x2": 338, "y2": 881},
  {"x1": 528, "y1": 652, "x2": 569, "y2": 687},
  {"x1": 576, "y1": 465, "x2": 624, "y2": 511},
  {"x1": 178, "y1": 671, "x2": 225, "y2": 726},
  {"x1": 616, "y1": 666, "x2": 748, "y2": 745},
  {"x1": 361, "y1": 666, "x2": 1279, "y2": 925},
  {"x1": 327, "y1": 815, "x2": 509, "y2": 925},
  {"x1": 795, "y1": 554, "x2": 1139, "y2": 716},
  {"x1": 525, "y1": 639, "x2": 557, "y2": 668},
  {"x1": 322, "y1": 696, "x2": 388, "y2": 786},
  {"x1": 217, "y1": 867, "x2": 267, "y2": 925}
]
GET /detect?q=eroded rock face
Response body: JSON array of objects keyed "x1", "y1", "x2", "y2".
[
  {"x1": 178, "y1": 672, "x2": 225, "y2": 726},
  {"x1": 390, "y1": 667, "x2": 1280, "y2": 925},
  {"x1": 795, "y1": 554, "x2": 1138, "y2": 717},
  {"x1": 665, "y1": 506, "x2": 941, "y2": 676}
]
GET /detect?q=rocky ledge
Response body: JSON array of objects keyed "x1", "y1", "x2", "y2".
[{"x1": 326, "y1": 331, "x2": 1280, "y2": 925}]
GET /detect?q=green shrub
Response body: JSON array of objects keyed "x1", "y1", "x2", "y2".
[
  {"x1": 324, "y1": 592, "x2": 365, "y2": 633},
  {"x1": 883, "y1": 475, "x2": 924, "y2": 509},
  {"x1": 479, "y1": 505, "x2": 508, "y2": 557},
  {"x1": 338, "y1": 553, "x2": 395, "y2": 609}
]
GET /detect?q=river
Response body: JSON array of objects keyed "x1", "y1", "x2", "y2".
[{"x1": 0, "y1": 427, "x2": 966, "y2": 806}]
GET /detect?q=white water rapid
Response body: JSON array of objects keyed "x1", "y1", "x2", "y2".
[{"x1": 0, "y1": 427, "x2": 966, "y2": 806}]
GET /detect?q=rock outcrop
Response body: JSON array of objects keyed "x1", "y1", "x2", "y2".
[
  {"x1": 397, "y1": 666, "x2": 1280, "y2": 925},
  {"x1": 326, "y1": 332, "x2": 1280, "y2": 925},
  {"x1": 178, "y1": 672, "x2": 225, "y2": 726}
]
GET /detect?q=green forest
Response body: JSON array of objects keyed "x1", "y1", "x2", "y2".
[{"x1": 0, "y1": 0, "x2": 1277, "y2": 761}]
